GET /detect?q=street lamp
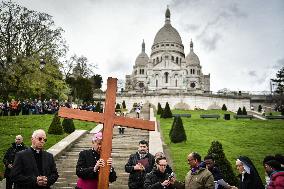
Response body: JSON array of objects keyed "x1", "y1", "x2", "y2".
[{"x1": 39, "y1": 58, "x2": 46, "y2": 69}]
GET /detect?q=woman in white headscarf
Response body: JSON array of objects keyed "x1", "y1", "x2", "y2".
[{"x1": 234, "y1": 156, "x2": 264, "y2": 189}]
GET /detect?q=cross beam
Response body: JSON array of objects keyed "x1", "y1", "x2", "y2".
[{"x1": 58, "y1": 77, "x2": 155, "y2": 189}]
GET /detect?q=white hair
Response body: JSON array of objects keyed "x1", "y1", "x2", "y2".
[{"x1": 32, "y1": 129, "x2": 46, "y2": 138}]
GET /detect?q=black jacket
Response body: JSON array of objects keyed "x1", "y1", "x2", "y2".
[
  {"x1": 3, "y1": 142, "x2": 27, "y2": 178},
  {"x1": 144, "y1": 169, "x2": 179, "y2": 189},
  {"x1": 125, "y1": 152, "x2": 155, "y2": 189},
  {"x1": 11, "y1": 147, "x2": 59, "y2": 189},
  {"x1": 76, "y1": 149, "x2": 117, "y2": 182},
  {"x1": 239, "y1": 172, "x2": 264, "y2": 189}
]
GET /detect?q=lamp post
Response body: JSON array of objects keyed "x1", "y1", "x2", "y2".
[
  {"x1": 39, "y1": 58, "x2": 46, "y2": 69},
  {"x1": 39, "y1": 59, "x2": 46, "y2": 100}
]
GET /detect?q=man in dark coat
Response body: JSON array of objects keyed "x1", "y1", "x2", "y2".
[
  {"x1": 11, "y1": 129, "x2": 59, "y2": 189},
  {"x1": 144, "y1": 157, "x2": 180, "y2": 189},
  {"x1": 125, "y1": 140, "x2": 155, "y2": 189},
  {"x1": 3, "y1": 135, "x2": 27, "y2": 189},
  {"x1": 204, "y1": 155, "x2": 231, "y2": 189}
]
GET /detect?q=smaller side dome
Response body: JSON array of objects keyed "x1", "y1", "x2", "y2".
[
  {"x1": 135, "y1": 40, "x2": 149, "y2": 66},
  {"x1": 185, "y1": 39, "x2": 200, "y2": 65}
]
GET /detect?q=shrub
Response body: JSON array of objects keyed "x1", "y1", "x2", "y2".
[
  {"x1": 258, "y1": 105, "x2": 262, "y2": 112},
  {"x1": 237, "y1": 107, "x2": 242, "y2": 115},
  {"x1": 161, "y1": 102, "x2": 172, "y2": 118},
  {"x1": 157, "y1": 103, "x2": 163, "y2": 115},
  {"x1": 115, "y1": 103, "x2": 121, "y2": 112},
  {"x1": 94, "y1": 101, "x2": 102, "y2": 113},
  {"x1": 48, "y1": 112, "x2": 63, "y2": 135},
  {"x1": 122, "y1": 100, "x2": 126, "y2": 109},
  {"x1": 62, "y1": 118, "x2": 75, "y2": 133},
  {"x1": 169, "y1": 116, "x2": 187, "y2": 143},
  {"x1": 221, "y1": 104, "x2": 227, "y2": 111},
  {"x1": 242, "y1": 106, "x2": 247, "y2": 115},
  {"x1": 207, "y1": 141, "x2": 238, "y2": 186}
]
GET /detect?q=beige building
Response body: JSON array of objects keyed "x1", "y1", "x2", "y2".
[{"x1": 125, "y1": 7, "x2": 210, "y2": 94}]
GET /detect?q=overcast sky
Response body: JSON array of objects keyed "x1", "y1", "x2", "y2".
[{"x1": 13, "y1": 0, "x2": 284, "y2": 93}]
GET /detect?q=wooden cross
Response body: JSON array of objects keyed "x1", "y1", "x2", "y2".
[{"x1": 58, "y1": 77, "x2": 155, "y2": 189}]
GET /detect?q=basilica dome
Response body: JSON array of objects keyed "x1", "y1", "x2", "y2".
[
  {"x1": 153, "y1": 24, "x2": 182, "y2": 45},
  {"x1": 153, "y1": 8, "x2": 182, "y2": 46},
  {"x1": 135, "y1": 40, "x2": 149, "y2": 66},
  {"x1": 186, "y1": 40, "x2": 200, "y2": 65}
]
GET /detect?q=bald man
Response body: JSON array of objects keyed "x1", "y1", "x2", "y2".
[{"x1": 3, "y1": 135, "x2": 27, "y2": 189}]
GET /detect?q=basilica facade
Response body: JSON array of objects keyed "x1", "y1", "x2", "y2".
[{"x1": 125, "y1": 7, "x2": 210, "y2": 94}]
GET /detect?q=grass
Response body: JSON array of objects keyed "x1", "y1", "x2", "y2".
[
  {"x1": 158, "y1": 110, "x2": 284, "y2": 182},
  {"x1": 0, "y1": 114, "x2": 97, "y2": 179}
]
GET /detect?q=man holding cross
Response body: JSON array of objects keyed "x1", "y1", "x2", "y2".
[{"x1": 75, "y1": 132, "x2": 117, "y2": 189}]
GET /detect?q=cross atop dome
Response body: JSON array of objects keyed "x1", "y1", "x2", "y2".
[
  {"x1": 142, "y1": 39, "x2": 145, "y2": 53},
  {"x1": 190, "y1": 39, "x2": 194, "y2": 51},
  {"x1": 165, "y1": 5, "x2": 171, "y2": 24}
]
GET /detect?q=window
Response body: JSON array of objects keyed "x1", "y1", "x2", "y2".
[
  {"x1": 164, "y1": 72, "x2": 169, "y2": 83},
  {"x1": 193, "y1": 69, "x2": 195, "y2": 74},
  {"x1": 172, "y1": 56, "x2": 174, "y2": 61},
  {"x1": 166, "y1": 44, "x2": 169, "y2": 46},
  {"x1": 156, "y1": 80, "x2": 158, "y2": 87},
  {"x1": 139, "y1": 69, "x2": 144, "y2": 74},
  {"x1": 156, "y1": 57, "x2": 159, "y2": 63},
  {"x1": 171, "y1": 44, "x2": 174, "y2": 46},
  {"x1": 134, "y1": 70, "x2": 137, "y2": 75},
  {"x1": 176, "y1": 57, "x2": 178, "y2": 64},
  {"x1": 175, "y1": 80, "x2": 178, "y2": 87},
  {"x1": 161, "y1": 44, "x2": 164, "y2": 47},
  {"x1": 153, "y1": 59, "x2": 155, "y2": 64}
]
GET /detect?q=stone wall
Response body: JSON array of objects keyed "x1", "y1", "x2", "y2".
[{"x1": 117, "y1": 93, "x2": 250, "y2": 112}]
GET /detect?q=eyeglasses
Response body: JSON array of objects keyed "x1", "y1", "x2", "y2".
[
  {"x1": 37, "y1": 137, "x2": 47, "y2": 142},
  {"x1": 188, "y1": 158, "x2": 195, "y2": 162}
]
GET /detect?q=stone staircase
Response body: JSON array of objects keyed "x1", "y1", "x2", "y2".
[{"x1": 52, "y1": 108, "x2": 150, "y2": 189}]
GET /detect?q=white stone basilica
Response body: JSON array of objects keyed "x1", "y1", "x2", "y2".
[{"x1": 125, "y1": 7, "x2": 210, "y2": 94}]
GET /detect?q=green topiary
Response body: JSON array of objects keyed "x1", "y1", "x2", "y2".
[
  {"x1": 161, "y1": 102, "x2": 172, "y2": 118},
  {"x1": 237, "y1": 107, "x2": 242, "y2": 115},
  {"x1": 94, "y1": 101, "x2": 103, "y2": 113},
  {"x1": 221, "y1": 104, "x2": 227, "y2": 111},
  {"x1": 157, "y1": 103, "x2": 163, "y2": 115},
  {"x1": 62, "y1": 118, "x2": 75, "y2": 133},
  {"x1": 242, "y1": 106, "x2": 247, "y2": 115},
  {"x1": 115, "y1": 103, "x2": 121, "y2": 112},
  {"x1": 48, "y1": 112, "x2": 63, "y2": 135},
  {"x1": 258, "y1": 104, "x2": 262, "y2": 112},
  {"x1": 169, "y1": 116, "x2": 187, "y2": 143},
  {"x1": 122, "y1": 100, "x2": 126, "y2": 109},
  {"x1": 207, "y1": 141, "x2": 238, "y2": 186}
]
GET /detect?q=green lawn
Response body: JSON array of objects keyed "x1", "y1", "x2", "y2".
[
  {"x1": 158, "y1": 110, "x2": 284, "y2": 182},
  {"x1": 0, "y1": 114, "x2": 97, "y2": 179}
]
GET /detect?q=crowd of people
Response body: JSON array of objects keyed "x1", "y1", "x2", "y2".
[
  {"x1": 3, "y1": 131, "x2": 284, "y2": 189},
  {"x1": 0, "y1": 99, "x2": 104, "y2": 116}
]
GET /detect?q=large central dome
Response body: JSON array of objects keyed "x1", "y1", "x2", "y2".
[
  {"x1": 153, "y1": 7, "x2": 182, "y2": 46},
  {"x1": 153, "y1": 24, "x2": 182, "y2": 45}
]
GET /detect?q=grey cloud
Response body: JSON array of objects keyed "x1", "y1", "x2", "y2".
[
  {"x1": 106, "y1": 56, "x2": 130, "y2": 73},
  {"x1": 183, "y1": 24, "x2": 200, "y2": 32},
  {"x1": 199, "y1": 33, "x2": 222, "y2": 51},
  {"x1": 272, "y1": 58, "x2": 284, "y2": 69},
  {"x1": 248, "y1": 71, "x2": 257, "y2": 77}
]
